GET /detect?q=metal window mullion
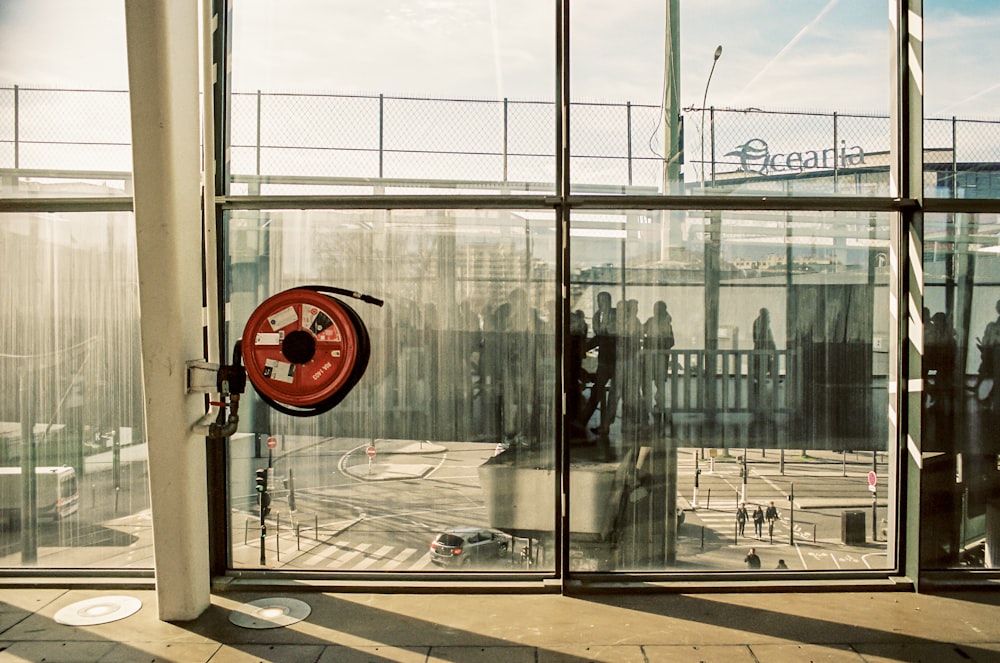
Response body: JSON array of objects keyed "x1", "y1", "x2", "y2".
[{"x1": 556, "y1": 0, "x2": 570, "y2": 590}]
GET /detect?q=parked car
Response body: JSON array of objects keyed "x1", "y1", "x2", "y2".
[{"x1": 430, "y1": 527, "x2": 508, "y2": 567}]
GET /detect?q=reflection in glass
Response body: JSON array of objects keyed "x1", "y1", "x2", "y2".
[
  {"x1": 570, "y1": 0, "x2": 890, "y2": 196},
  {"x1": 225, "y1": 209, "x2": 557, "y2": 571},
  {"x1": 0, "y1": 212, "x2": 149, "y2": 568},
  {"x1": 925, "y1": 2, "x2": 1000, "y2": 199},
  {"x1": 922, "y1": 213, "x2": 1000, "y2": 569},
  {"x1": 568, "y1": 209, "x2": 893, "y2": 571}
]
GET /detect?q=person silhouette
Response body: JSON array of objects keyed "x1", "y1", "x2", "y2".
[
  {"x1": 751, "y1": 307, "x2": 776, "y2": 411},
  {"x1": 978, "y1": 299, "x2": 1000, "y2": 411},
  {"x1": 579, "y1": 292, "x2": 616, "y2": 438},
  {"x1": 643, "y1": 300, "x2": 675, "y2": 429}
]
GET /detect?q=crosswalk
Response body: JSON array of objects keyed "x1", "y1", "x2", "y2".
[
  {"x1": 236, "y1": 537, "x2": 440, "y2": 571},
  {"x1": 687, "y1": 501, "x2": 813, "y2": 544}
]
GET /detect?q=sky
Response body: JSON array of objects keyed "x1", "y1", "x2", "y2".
[{"x1": 0, "y1": 0, "x2": 997, "y2": 118}]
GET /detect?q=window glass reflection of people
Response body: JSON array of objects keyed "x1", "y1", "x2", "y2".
[
  {"x1": 751, "y1": 307, "x2": 776, "y2": 412},
  {"x1": 608, "y1": 299, "x2": 644, "y2": 439},
  {"x1": 567, "y1": 309, "x2": 589, "y2": 441},
  {"x1": 924, "y1": 309, "x2": 957, "y2": 414},
  {"x1": 643, "y1": 300, "x2": 675, "y2": 431},
  {"x1": 579, "y1": 292, "x2": 615, "y2": 440},
  {"x1": 501, "y1": 288, "x2": 542, "y2": 450},
  {"x1": 978, "y1": 299, "x2": 1000, "y2": 410}
]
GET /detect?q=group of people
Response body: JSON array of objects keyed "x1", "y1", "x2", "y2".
[
  {"x1": 744, "y1": 547, "x2": 788, "y2": 570},
  {"x1": 567, "y1": 292, "x2": 677, "y2": 443},
  {"x1": 736, "y1": 500, "x2": 780, "y2": 541}
]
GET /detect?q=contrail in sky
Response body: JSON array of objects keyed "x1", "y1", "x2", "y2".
[
  {"x1": 738, "y1": 0, "x2": 840, "y2": 96},
  {"x1": 940, "y1": 81, "x2": 1000, "y2": 114}
]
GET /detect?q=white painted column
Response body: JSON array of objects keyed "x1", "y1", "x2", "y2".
[{"x1": 124, "y1": 0, "x2": 210, "y2": 621}]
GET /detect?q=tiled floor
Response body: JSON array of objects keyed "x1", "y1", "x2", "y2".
[{"x1": 1, "y1": 587, "x2": 999, "y2": 662}]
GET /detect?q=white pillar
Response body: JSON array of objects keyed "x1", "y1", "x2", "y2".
[{"x1": 124, "y1": 0, "x2": 209, "y2": 621}]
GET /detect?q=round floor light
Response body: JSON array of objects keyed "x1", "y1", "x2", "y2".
[
  {"x1": 228, "y1": 597, "x2": 311, "y2": 629},
  {"x1": 54, "y1": 595, "x2": 142, "y2": 626}
]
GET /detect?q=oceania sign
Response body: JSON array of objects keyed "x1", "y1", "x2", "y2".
[{"x1": 724, "y1": 138, "x2": 865, "y2": 175}]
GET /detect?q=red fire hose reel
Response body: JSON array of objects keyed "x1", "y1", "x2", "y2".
[{"x1": 240, "y1": 286, "x2": 383, "y2": 417}]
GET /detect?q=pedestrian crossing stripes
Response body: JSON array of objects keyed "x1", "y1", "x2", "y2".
[{"x1": 244, "y1": 538, "x2": 437, "y2": 571}]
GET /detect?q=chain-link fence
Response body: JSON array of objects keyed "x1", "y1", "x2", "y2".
[{"x1": 2, "y1": 85, "x2": 999, "y2": 197}]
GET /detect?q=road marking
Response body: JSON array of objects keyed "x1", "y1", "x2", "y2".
[
  {"x1": 410, "y1": 551, "x2": 434, "y2": 570},
  {"x1": 862, "y1": 552, "x2": 887, "y2": 569},
  {"x1": 299, "y1": 542, "x2": 347, "y2": 567},
  {"x1": 795, "y1": 543, "x2": 808, "y2": 569},
  {"x1": 384, "y1": 547, "x2": 418, "y2": 570},
  {"x1": 353, "y1": 545, "x2": 395, "y2": 570},
  {"x1": 333, "y1": 542, "x2": 371, "y2": 566}
]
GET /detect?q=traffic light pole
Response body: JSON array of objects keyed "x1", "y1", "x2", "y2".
[
  {"x1": 259, "y1": 500, "x2": 267, "y2": 565},
  {"x1": 255, "y1": 467, "x2": 269, "y2": 565},
  {"x1": 788, "y1": 482, "x2": 795, "y2": 545}
]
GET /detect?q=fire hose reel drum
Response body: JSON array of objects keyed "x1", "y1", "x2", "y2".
[{"x1": 241, "y1": 287, "x2": 375, "y2": 416}]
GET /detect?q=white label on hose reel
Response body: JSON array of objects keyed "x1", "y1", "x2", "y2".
[
  {"x1": 263, "y1": 358, "x2": 295, "y2": 383},
  {"x1": 268, "y1": 306, "x2": 298, "y2": 330},
  {"x1": 254, "y1": 331, "x2": 283, "y2": 345}
]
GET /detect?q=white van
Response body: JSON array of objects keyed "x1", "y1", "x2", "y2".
[{"x1": 0, "y1": 466, "x2": 80, "y2": 523}]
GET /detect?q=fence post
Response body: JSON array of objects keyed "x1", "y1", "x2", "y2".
[
  {"x1": 13, "y1": 85, "x2": 19, "y2": 169},
  {"x1": 626, "y1": 101, "x2": 633, "y2": 186},
  {"x1": 710, "y1": 106, "x2": 716, "y2": 184},
  {"x1": 951, "y1": 116, "x2": 958, "y2": 197},
  {"x1": 503, "y1": 97, "x2": 509, "y2": 182},
  {"x1": 255, "y1": 89, "x2": 262, "y2": 179},
  {"x1": 833, "y1": 111, "x2": 839, "y2": 193},
  {"x1": 378, "y1": 93, "x2": 384, "y2": 178}
]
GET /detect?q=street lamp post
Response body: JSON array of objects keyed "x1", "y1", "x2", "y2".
[{"x1": 700, "y1": 45, "x2": 723, "y2": 189}]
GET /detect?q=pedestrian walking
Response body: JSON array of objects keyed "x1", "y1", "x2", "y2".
[
  {"x1": 752, "y1": 504, "x2": 764, "y2": 539},
  {"x1": 744, "y1": 547, "x2": 761, "y2": 569},
  {"x1": 736, "y1": 503, "x2": 749, "y2": 537},
  {"x1": 765, "y1": 500, "x2": 780, "y2": 542}
]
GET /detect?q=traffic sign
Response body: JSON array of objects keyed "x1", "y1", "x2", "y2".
[
  {"x1": 867, "y1": 470, "x2": 877, "y2": 486},
  {"x1": 366, "y1": 445, "x2": 377, "y2": 458},
  {"x1": 266, "y1": 436, "x2": 277, "y2": 450}
]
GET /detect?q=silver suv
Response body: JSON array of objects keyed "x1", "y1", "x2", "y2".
[{"x1": 429, "y1": 527, "x2": 508, "y2": 567}]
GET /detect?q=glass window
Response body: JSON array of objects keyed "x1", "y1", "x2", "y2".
[
  {"x1": 228, "y1": 1, "x2": 554, "y2": 195},
  {"x1": 921, "y1": 212, "x2": 1000, "y2": 569},
  {"x1": 0, "y1": 1, "x2": 145, "y2": 571},
  {"x1": 0, "y1": 0, "x2": 131, "y2": 197},
  {"x1": 568, "y1": 208, "x2": 894, "y2": 571},
  {"x1": 0, "y1": 211, "x2": 149, "y2": 568},
  {"x1": 924, "y1": 2, "x2": 1000, "y2": 199},
  {"x1": 569, "y1": 0, "x2": 891, "y2": 196},
  {"x1": 224, "y1": 208, "x2": 557, "y2": 571}
]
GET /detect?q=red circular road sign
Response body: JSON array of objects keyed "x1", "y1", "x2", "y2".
[
  {"x1": 266, "y1": 436, "x2": 277, "y2": 450},
  {"x1": 867, "y1": 471, "x2": 877, "y2": 486},
  {"x1": 366, "y1": 446, "x2": 377, "y2": 458}
]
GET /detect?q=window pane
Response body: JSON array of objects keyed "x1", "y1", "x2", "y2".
[
  {"x1": 0, "y1": 211, "x2": 150, "y2": 568},
  {"x1": 570, "y1": 0, "x2": 890, "y2": 196},
  {"x1": 924, "y1": 2, "x2": 1000, "y2": 199},
  {"x1": 0, "y1": 1, "x2": 131, "y2": 197},
  {"x1": 568, "y1": 209, "x2": 894, "y2": 571},
  {"x1": 228, "y1": 1, "x2": 554, "y2": 195},
  {"x1": 225, "y1": 208, "x2": 557, "y2": 571},
  {"x1": 921, "y1": 212, "x2": 1000, "y2": 569}
]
